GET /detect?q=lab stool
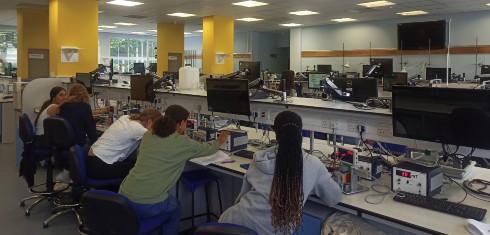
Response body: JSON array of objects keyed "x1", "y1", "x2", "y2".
[{"x1": 176, "y1": 169, "x2": 223, "y2": 229}]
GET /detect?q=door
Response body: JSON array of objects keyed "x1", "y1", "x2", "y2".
[
  {"x1": 28, "y1": 49, "x2": 50, "y2": 78},
  {"x1": 167, "y1": 52, "x2": 182, "y2": 72}
]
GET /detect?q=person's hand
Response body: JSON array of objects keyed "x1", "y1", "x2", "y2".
[{"x1": 217, "y1": 131, "x2": 229, "y2": 145}]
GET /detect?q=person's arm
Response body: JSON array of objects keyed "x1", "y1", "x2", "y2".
[
  {"x1": 185, "y1": 131, "x2": 229, "y2": 160},
  {"x1": 92, "y1": 107, "x2": 109, "y2": 115},
  {"x1": 46, "y1": 104, "x2": 60, "y2": 116},
  {"x1": 312, "y1": 165, "x2": 342, "y2": 206},
  {"x1": 82, "y1": 103, "x2": 99, "y2": 144}
]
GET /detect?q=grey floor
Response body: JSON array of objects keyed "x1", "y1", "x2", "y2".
[{"x1": 0, "y1": 143, "x2": 80, "y2": 235}]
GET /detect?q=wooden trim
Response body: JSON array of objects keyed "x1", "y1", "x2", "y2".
[
  {"x1": 184, "y1": 53, "x2": 251, "y2": 60},
  {"x1": 302, "y1": 46, "x2": 490, "y2": 57}
]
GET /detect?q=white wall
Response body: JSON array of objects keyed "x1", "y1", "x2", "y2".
[{"x1": 292, "y1": 11, "x2": 490, "y2": 79}]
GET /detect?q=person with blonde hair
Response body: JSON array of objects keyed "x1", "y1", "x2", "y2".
[{"x1": 87, "y1": 108, "x2": 162, "y2": 179}]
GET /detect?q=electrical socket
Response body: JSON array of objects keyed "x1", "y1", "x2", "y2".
[
  {"x1": 377, "y1": 124, "x2": 393, "y2": 137},
  {"x1": 321, "y1": 119, "x2": 330, "y2": 128},
  {"x1": 330, "y1": 121, "x2": 338, "y2": 129},
  {"x1": 347, "y1": 120, "x2": 365, "y2": 132}
]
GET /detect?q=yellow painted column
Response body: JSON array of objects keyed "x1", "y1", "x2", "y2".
[
  {"x1": 17, "y1": 8, "x2": 49, "y2": 79},
  {"x1": 49, "y1": 0, "x2": 98, "y2": 77},
  {"x1": 157, "y1": 23, "x2": 184, "y2": 74},
  {"x1": 202, "y1": 16, "x2": 234, "y2": 75}
]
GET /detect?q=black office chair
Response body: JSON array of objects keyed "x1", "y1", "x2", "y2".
[
  {"x1": 19, "y1": 113, "x2": 69, "y2": 216},
  {"x1": 81, "y1": 190, "x2": 173, "y2": 235}
]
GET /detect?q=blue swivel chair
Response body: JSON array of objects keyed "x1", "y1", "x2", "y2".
[
  {"x1": 81, "y1": 190, "x2": 173, "y2": 235},
  {"x1": 19, "y1": 113, "x2": 69, "y2": 216},
  {"x1": 194, "y1": 222, "x2": 258, "y2": 235},
  {"x1": 176, "y1": 169, "x2": 223, "y2": 228},
  {"x1": 43, "y1": 144, "x2": 124, "y2": 228}
]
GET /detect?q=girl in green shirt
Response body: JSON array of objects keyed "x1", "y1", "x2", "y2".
[{"x1": 119, "y1": 105, "x2": 229, "y2": 235}]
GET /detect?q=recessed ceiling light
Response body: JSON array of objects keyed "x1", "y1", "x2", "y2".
[
  {"x1": 487, "y1": 3, "x2": 490, "y2": 6},
  {"x1": 98, "y1": 11, "x2": 105, "y2": 14},
  {"x1": 115, "y1": 22, "x2": 137, "y2": 26},
  {"x1": 194, "y1": 30, "x2": 203, "y2": 33},
  {"x1": 147, "y1": 30, "x2": 157, "y2": 32},
  {"x1": 289, "y1": 10, "x2": 319, "y2": 16},
  {"x1": 98, "y1": 29, "x2": 104, "y2": 31},
  {"x1": 331, "y1": 18, "x2": 357, "y2": 22},
  {"x1": 358, "y1": 1, "x2": 394, "y2": 8},
  {"x1": 184, "y1": 32, "x2": 192, "y2": 35},
  {"x1": 232, "y1": 1, "x2": 268, "y2": 8},
  {"x1": 107, "y1": 0, "x2": 143, "y2": 7},
  {"x1": 397, "y1": 10, "x2": 428, "y2": 16},
  {"x1": 167, "y1": 12, "x2": 196, "y2": 17},
  {"x1": 279, "y1": 23, "x2": 303, "y2": 27},
  {"x1": 131, "y1": 32, "x2": 147, "y2": 35},
  {"x1": 236, "y1": 17, "x2": 263, "y2": 22},
  {"x1": 99, "y1": 25, "x2": 118, "y2": 28}
]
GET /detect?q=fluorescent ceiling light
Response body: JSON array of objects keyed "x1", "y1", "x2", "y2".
[
  {"x1": 289, "y1": 10, "x2": 319, "y2": 16},
  {"x1": 107, "y1": 0, "x2": 143, "y2": 7},
  {"x1": 147, "y1": 30, "x2": 157, "y2": 32},
  {"x1": 167, "y1": 12, "x2": 196, "y2": 17},
  {"x1": 331, "y1": 18, "x2": 357, "y2": 22},
  {"x1": 358, "y1": 1, "x2": 394, "y2": 8},
  {"x1": 115, "y1": 22, "x2": 137, "y2": 26},
  {"x1": 98, "y1": 11, "x2": 105, "y2": 13},
  {"x1": 232, "y1": 1, "x2": 268, "y2": 8},
  {"x1": 131, "y1": 32, "x2": 147, "y2": 35},
  {"x1": 487, "y1": 3, "x2": 490, "y2": 6},
  {"x1": 99, "y1": 25, "x2": 118, "y2": 28},
  {"x1": 279, "y1": 23, "x2": 303, "y2": 27},
  {"x1": 236, "y1": 17, "x2": 263, "y2": 22},
  {"x1": 396, "y1": 10, "x2": 428, "y2": 16},
  {"x1": 98, "y1": 29, "x2": 104, "y2": 31},
  {"x1": 194, "y1": 30, "x2": 203, "y2": 33},
  {"x1": 184, "y1": 32, "x2": 192, "y2": 35}
]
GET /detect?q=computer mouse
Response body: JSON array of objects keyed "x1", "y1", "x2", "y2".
[{"x1": 466, "y1": 219, "x2": 490, "y2": 235}]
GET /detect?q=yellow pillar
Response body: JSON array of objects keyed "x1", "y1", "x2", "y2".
[
  {"x1": 49, "y1": 0, "x2": 98, "y2": 77},
  {"x1": 17, "y1": 8, "x2": 49, "y2": 79},
  {"x1": 157, "y1": 23, "x2": 184, "y2": 74},
  {"x1": 202, "y1": 16, "x2": 234, "y2": 75}
]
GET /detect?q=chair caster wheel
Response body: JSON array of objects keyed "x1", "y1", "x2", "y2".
[
  {"x1": 20, "y1": 202, "x2": 25, "y2": 207},
  {"x1": 25, "y1": 212, "x2": 30, "y2": 216},
  {"x1": 43, "y1": 223, "x2": 49, "y2": 228}
]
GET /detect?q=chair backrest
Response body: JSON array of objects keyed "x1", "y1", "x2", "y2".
[
  {"x1": 19, "y1": 113, "x2": 34, "y2": 143},
  {"x1": 69, "y1": 145, "x2": 88, "y2": 186},
  {"x1": 194, "y1": 223, "x2": 258, "y2": 235},
  {"x1": 81, "y1": 190, "x2": 140, "y2": 235},
  {"x1": 44, "y1": 116, "x2": 75, "y2": 149}
]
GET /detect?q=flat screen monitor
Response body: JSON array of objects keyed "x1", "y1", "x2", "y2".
[
  {"x1": 206, "y1": 79, "x2": 251, "y2": 116},
  {"x1": 130, "y1": 75, "x2": 154, "y2": 102},
  {"x1": 392, "y1": 86, "x2": 490, "y2": 150},
  {"x1": 481, "y1": 65, "x2": 490, "y2": 75},
  {"x1": 370, "y1": 58, "x2": 393, "y2": 78},
  {"x1": 317, "y1": 64, "x2": 332, "y2": 73},
  {"x1": 133, "y1": 63, "x2": 145, "y2": 75},
  {"x1": 97, "y1": 64, "x2": 106, "y2": 73},
  {"x1": 398, "y1": 20, "x2": 446, "y2": 50},
  {"x1": 383, "y1": 72, "x2": 408, "y2": 91},
  {"x1": 426, "y1": 67, "x2": 451, "y2": 82},
  {"x1": 330, "y1": 78, "x2": 378, "y2": 102},
  {"x1": 149, "y1": 63, "x2": 157, "y2": 73},
  {"x1": 308, "y1": 72, "x2": 329, "y2": 89},
  {"x1": 76, "y1": 73, "x2": 92, "y2": 94},
  {"x1": 238, "y1": 61, "x2": 261, "y2": 81},
  {"x1": 4, "y1": 63, "x2": 12, "y2": 76}
]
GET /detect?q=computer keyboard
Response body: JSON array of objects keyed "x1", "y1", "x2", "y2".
[
  {"x1": 393, "y1": 192, "x2": 487, "y2": 221},
  {"x1": 234, "y1": 149, "x2": 255, "y2": 160}
]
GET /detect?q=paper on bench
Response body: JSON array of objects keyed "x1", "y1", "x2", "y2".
[{"x1": 190, "y1": 150, "x2": 230, "y2": 166}]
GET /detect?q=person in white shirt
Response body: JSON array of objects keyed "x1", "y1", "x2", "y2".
[
  {"x1": 34, "y1": 86, "x2": 67, "y2": 148},
  {"x1": 87, "y1": 108, "x2": 162, "y2": 179}
]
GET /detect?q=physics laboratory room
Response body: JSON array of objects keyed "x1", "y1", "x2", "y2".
[{"x1": 1, "y1": 0, "x2": 490, "y2": 234}]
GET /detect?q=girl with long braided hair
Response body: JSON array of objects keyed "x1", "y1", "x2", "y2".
[{"x1": 220, "y1": 110, "x2": 342, "y2": 234}]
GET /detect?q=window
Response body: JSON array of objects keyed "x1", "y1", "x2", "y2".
[
  {"x1": 109, "y1": 38, "x2": 156, "y2": 73},
  {"x1": 0, "y1": 31, "x2": 18, "y2": 69}
]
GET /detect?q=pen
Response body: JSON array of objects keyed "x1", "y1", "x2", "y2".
[{"x1": 221, "y1": 159, "x2": 236, "y2": 164}]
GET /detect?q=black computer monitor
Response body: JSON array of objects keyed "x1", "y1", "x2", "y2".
[
  {"x1": 149, "y1": 63, "x2": 157, "y2": 73},
  {"x1": 317, "y1": 64, "x2": 332, "y2": 73},
  {"x1": 392, "y1": 86, "x2": 490, "y2": 150},
  {"x1": 76, "y1": 73, "x2": 92, "y2": 94},
  {"x1": 370, "y1": 58, "x2": 393, "y2": 78},
  {"x1": 130, "y1": 75, "x2": 154, "y2": 102},
  {"x1": 481, "y1": 65, "x2": 490, "y2": 75},
  {"x1": 426, "y1": 67, "x2": 451, "y2": 82},
  {"x1": 330, "y1": 78, "x2": 378, "y2": 102},
  {"x1": 97, "y1": 64, "x2": 106, "y2": 73},
  {"x1": 238, "y1": 61, "x2": 261, "y2": 81},
  {"x1": 308, "y1": 72, "x2": 329, "y2": 89},
  {"x1": 4, "y1": 63, "x2": 12, "y2": 76},
  {"x1": 133, "y1": 63, "x2": 145, "y2": 75},
  {"x1": 206, "y1": 79, "x2": 251, "y2": 116},
  {"x1": 383, "y1": 72, "x2": 408, "y2": 91}
]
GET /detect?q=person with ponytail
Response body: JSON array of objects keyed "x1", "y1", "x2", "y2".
[
  {"x1": 219, "y1": 110, "x2": 342, "y2": 234},
  {"x1": 34, "y1": 86, "x2": 67, "y2": 148},
  {"x1": 87, "y1": 108, "x2": 162, "y2": 179},
  {"x1": 119, "y1": 104, "x2": 229, "y2": 235}
]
